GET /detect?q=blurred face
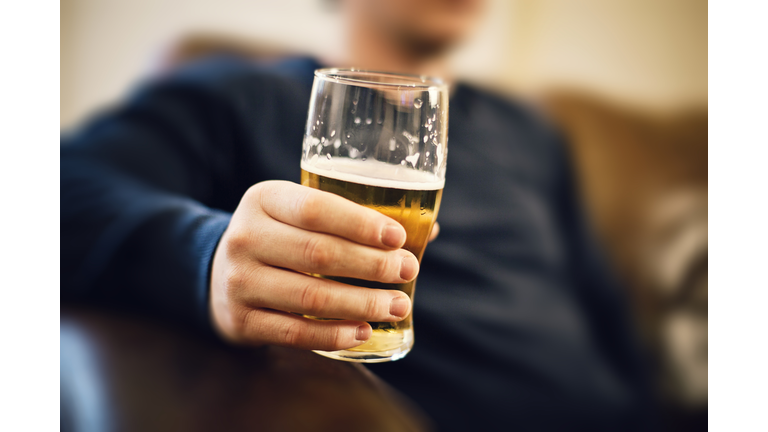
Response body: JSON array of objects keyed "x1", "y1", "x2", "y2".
[{"x1": 347, "y1": 0, "x2": 486, "y2": 55}]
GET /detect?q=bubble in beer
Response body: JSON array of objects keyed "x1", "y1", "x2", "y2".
[
  {"x1": 365, "y1": 118, "x2": 372, "y2": 125},
  {"x1": 354, "y1": 117, "x2": 361, "y2": 124},
  {"x1": 326, "y1": 154, "x2": 332, "y2": 161},
  {"x1": 330, "y1": 130, "x2": 336, "y2": 137},
  {"x1": 389, "y1": 138, "x2": 397, "y2": 151},
  {"x1": 414, "y1": 98, "x2": 423, "y2": 108}
]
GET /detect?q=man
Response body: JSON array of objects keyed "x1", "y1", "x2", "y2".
[{"x1": 62, "y1": 0, "x2": 654, "y2": 429}]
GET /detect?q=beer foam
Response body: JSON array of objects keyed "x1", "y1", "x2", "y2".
[{"x1": 301, "y1": 157, "x2": 445, "y2": 190}]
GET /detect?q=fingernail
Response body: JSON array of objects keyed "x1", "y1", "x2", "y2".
[
  {"x1": 399, "y1": 255, "x2": 419, "y2": 281},
  {"x1": 389, "y1": 296, "x2": 410, "y2": 318},
  {"x1": 356, "y1": 324, "x2": 371, "y2": 341},
  {"x1": 381, "y1": 225, "x2": 405, "y2": 248}
]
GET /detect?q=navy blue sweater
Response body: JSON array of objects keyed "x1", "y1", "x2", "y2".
[{"x1": 61, "y1": 56, "x2": 652, "y2": 431}]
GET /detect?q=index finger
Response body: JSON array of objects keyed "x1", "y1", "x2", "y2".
[{"x1": 254, "y1": 181, "x2": 407, "y2": 249}]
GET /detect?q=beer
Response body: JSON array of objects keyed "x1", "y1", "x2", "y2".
[{"x1": 301, "y1": 157, "x2": 443, "y2": 361}]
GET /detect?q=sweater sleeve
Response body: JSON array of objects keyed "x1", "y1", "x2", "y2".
[{"x1": 61, "y1": 68, "x2": 252, "y2": 332}]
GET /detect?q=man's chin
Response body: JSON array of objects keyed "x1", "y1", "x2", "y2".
[{"x1": 400, "y1": 32, "x2": 462, "y2": 59}]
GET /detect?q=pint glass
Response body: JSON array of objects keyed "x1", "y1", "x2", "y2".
[{"x1": 300, "y1": 68, "x2": 449, "y2": 362}]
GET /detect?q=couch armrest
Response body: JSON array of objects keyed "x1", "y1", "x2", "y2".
[{"x1": 61, "y1": 308, "x2": 431, "y2": 432}]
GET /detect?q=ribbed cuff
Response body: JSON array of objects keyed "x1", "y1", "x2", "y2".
[{"x1": 189, "y1": 210, "x2": 232, "y2": 335}]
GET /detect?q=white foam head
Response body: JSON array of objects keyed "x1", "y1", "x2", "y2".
[{"x1": 301, "y1": 157, "x2": 445, "y2": 190}]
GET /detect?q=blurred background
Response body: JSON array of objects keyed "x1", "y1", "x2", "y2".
[
  {"x1": 61, "y1": 0, "x2": 707, "y2": 429},
  {"x1": 61, "y1": 0, "x2": 706, "y2": 128}
]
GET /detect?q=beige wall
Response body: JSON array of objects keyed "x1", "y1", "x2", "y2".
[
  {"x1": 61, "y1": 0, "x2": 341, "y2": 129},
  {"x1": 504, "y1": 0, "x2": 707, "y2": 109},
  {"x1": 61, "y1": 0, "x2": 707, "y2": 129}
]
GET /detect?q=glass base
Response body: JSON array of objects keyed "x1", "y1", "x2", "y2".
[{"x1": 313, "y1": 328, "x2": 413, "y2": 363}]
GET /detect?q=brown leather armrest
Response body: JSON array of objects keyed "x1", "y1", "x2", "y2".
[{"x1": 61, "y1": 308, "x2": 431, "y2": 432}]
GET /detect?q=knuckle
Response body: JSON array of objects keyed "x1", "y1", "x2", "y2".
[
  {"x1": 298, "y1": 283, "x2": 329, "y2": 315},
  {"x1": 222, "y1": 265, "x2": 245, "y2": 300},
  {"x1": 229, "y1": 307, "x2": 255, "y2": 339},
  {"x1": 327, "y1": 325, "x2": 344, "y2": 350},
  {"x1": 257, "y1": 181, "x2": 287, "y2": 213},
  {"x1": 225, "y1": 233, "x2": 250, "y2": 256},
  {"x1": 373, "y1": 254, "x2": 394, "y2": 281},
  {"x1": 297, "y1": 193, "x2": 323, "y2": 228},
  {"x1": 353, "y1": 217, "x2": 375, "y2": 243},
  {"x1": 281, "y1": 320, "x2": 303, "y2": 346},
  {"x1": 244, "y1": 182, "x2": 265, "y2": 203},
  {"x1": 363, "y1": 292, "x2": 382, "y2": 319},
  {"x1": 303, "y1": 236, "x2": 333, "y2": 270},
  {"x1": 222, "y1": 262, "x2": 268, "y2": 305}
]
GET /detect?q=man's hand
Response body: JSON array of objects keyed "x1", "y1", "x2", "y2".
[{"x1": 210, "y1": 181, "x2": 434, "y2": 351}]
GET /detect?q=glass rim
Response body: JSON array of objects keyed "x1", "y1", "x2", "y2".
[{"x1": 314, "y1": 68, "x2": 448, "y2": 91}]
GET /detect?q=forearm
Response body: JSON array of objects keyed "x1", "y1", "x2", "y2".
[{"x1": 61, "y1": 154, "x2": 231, "y2": 330}]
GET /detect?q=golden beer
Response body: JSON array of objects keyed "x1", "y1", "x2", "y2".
[{"x1": 301, "y1": 158, "x2": 443, "y2": 362}]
